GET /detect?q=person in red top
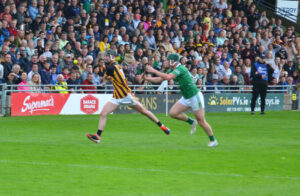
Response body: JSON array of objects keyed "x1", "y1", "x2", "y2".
[
  {"x1": 81, "y1": 73, "x2": 96, "y2": 94},
  {"x1": 8, "y1": 19, "x2": 18, "y2": 38},
  {"x1": 62, "y1": 67, "x2": 70, "y2": 81}
]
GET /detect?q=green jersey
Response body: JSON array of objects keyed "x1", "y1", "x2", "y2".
[{"x1": 169, "y1": 65, "x2": 199, "y2": 99}]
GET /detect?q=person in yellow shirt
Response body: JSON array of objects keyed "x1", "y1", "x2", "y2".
[
  {"x1": 99, "y1": 36, "x2": 110, "y2": 53},
  {"x1": 203, "y1": 11, "x2": 212, "y2": 31},
  {"x1": 54, "y1": 74, "x2": 68, "y2": 94}
]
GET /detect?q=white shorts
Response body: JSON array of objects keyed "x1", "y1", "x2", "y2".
[
  {"x1": 109, "y1": 93, "x2": 137, "y2": 106},
  {"x1": 178, "y1": 92, "x2": 205, "y2": 111}
]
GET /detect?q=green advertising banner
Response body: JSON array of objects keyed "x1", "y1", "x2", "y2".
[
  {"x1": 205, "y1": 93, "x2": 284, "y2": 112},
  {"x1": 114, "y1": 93, "x2": 284, "y2": 114}
]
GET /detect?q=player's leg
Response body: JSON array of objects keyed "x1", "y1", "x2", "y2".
[
  {"x1": 251, "y1": 84, "x2": 259, "y2": 114},
  {"x1": 193, "y1": 108, "x2": 217, "y2": 146},
  {"x1": 130, "y1": 101, "x2": 171, "y2": 135},
  {"x1": 259, "y1": 84, "x2": 267, "y2": 114},
  {"x1": 86, "y1": 101, "x2": 119, "y2": 143},
  {"x1": 169, "y1": 101, "x2": 190, "y2": 121},
  {"x1": 169, "y1": 97, "x2": 199, "y2": 135},
  {"x1": 189, "y1": 92, "x2": 217, "y2": 146},
  {"x1": 98, "y1": 101, "x2": 119, "y2": 131}
]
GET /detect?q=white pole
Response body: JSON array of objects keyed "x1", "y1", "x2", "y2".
[{"x1": 165, "y1": 83, "x2": 168, "y2": 116}]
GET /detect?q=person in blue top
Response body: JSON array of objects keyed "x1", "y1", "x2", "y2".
[{"x1": 250, "y1": 56, "x2": 274, "y2": 115}]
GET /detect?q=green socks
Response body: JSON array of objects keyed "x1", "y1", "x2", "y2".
[
  {"x1": 209, "y1": 135, "x2": 215, "y2": 141},
  {"x1": 186, "y1": 117, "x2": 194, "y2": 125}
]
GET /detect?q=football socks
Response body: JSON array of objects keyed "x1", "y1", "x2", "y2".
[{"x1": 187, "y1": 117, "x2": 194, "y2": 125}]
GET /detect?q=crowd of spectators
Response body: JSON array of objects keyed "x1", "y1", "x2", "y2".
[{"x1": 0, "y1": 0, "x2": 299, "y2": 94}]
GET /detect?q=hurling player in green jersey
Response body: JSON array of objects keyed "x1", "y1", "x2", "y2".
[{"x1": 145, "y1": 53, "x2": 218, "y2": 147}]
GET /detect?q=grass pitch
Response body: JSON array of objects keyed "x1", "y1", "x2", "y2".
[{"x1": 0, "y1": 111, "x2": 300, "y2": 196}]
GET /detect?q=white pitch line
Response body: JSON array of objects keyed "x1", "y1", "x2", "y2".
[{"x1": 0, "y1": 159, "x2": 299, "y2": 181}]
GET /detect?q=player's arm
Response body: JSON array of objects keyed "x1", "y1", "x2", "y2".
[
  {"x1": 144, "y1": 75, "x2": 164, "y2": 83},
  {"x1": 146, "y1": 65, "x2": 176, "y2": 81}
]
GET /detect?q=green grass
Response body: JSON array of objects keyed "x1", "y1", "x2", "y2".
[{"x1": 0, "y1": 111, "x2": 300, "y2": 196}]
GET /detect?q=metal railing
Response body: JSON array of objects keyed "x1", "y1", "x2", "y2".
[
  {"x1": 1, "y1": 84, "x2": 297, "y2": 94},
  {"x1": 0, "y1": 83, "x2": 297, "y2": 116}
]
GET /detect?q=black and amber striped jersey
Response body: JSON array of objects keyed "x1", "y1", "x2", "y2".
[{"x1": 105, "y1": 62, "x2": 132, "y2": 99}]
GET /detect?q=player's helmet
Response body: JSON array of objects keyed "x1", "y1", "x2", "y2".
[{"x1": 167, "y1": 53, "x2": 180, "y2": 62}]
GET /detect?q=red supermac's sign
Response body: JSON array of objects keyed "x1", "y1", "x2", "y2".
[
  {"x1": 11, "y1": 93, "x2": 70, "y2": 116},
  {"x1": 80, "y1": 95, "x2": 99, "y2": 114}
]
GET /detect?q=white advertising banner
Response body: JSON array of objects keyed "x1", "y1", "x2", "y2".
[
  {"x1": 60, "y1": 94, "x2": 112, "y2": 115},
  {"x1": 276, "y1": 0, "x2": 299, "y2": 22}
]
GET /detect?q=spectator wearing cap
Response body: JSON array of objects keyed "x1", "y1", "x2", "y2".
[
  {"x1": 60, "y1": 53, "x2": 73, "y2": 72},
  {"x1": 207, "y1": 74, "x2": 222, "y2": 94},
  {"x1": 250, "y1": 57, "x2": 274, "y2": 114},
  {"x1": 44, "y1": 30, "x2": 53, "y2": 43}
]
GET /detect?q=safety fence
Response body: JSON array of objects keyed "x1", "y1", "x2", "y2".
[{"x1": 0, "y1": 83, "x2": 298, "y2": 116}]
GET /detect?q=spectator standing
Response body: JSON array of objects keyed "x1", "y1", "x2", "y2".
[{"x1": 250, "y1": 57, "x2": 274, "y2": 115}]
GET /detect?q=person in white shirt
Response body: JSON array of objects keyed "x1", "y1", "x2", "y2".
[
  {"x1": 190, "y1": 67, "x2": 200, "y2": 84},
  {"x1": 132, "y1": 13, "x2": 141, "y2": 29},
  {"x1": 0, "y1": 63, "x2": 4, "y2": 83},
  {"x1": 221, "y1": 61, "x2": 232, "y2": 78},
  {"x1": 214, "y1": 0, "x2": 228, "y2": 10}
]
